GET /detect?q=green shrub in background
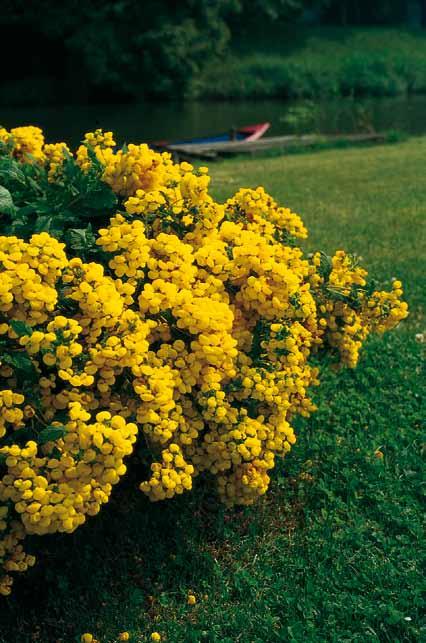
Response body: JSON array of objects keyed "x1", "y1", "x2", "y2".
[{"x1": 194, "y1": 28, "x2": 426, "y2": 99}]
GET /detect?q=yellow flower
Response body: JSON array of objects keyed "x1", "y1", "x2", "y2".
[
  {"x1": 151, "y1": 633, "x2": 161, "y2": 642},
  {"x1": 81, "y1": 634, "x2": 94, "y2": 643},
  {"x1": 119, "y1": 632, "x2": 130, "y2": 641},
  {"x1": 187, "y1": 593, "x2": 196, "y2": 605}
]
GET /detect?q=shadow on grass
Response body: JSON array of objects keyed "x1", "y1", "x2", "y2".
[
  {"x1": 2, "y1": 480, "x2": 227, "y2": 638},
  {"x1": 1, "y1": 332, "x2": 423, "y2": 642},
  {"x1": 2, "y1": 467, "x2": 301, "y2": 642}
]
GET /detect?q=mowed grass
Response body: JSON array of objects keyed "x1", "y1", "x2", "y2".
[{"x1": 1, "y1": 140, "x2": 425, "y2": 643}]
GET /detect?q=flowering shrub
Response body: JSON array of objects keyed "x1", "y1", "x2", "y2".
[{"x1": 0, "y1": 126, "x2": 408, "y2": 595}]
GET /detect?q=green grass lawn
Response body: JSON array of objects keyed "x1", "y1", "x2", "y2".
[{"x1": 1, "y1": 139, "x2": 425, "y2": 643}]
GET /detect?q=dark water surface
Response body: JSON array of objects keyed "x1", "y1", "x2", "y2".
[{"x1": 1, "y1": 96, "x2": 426, "y2": 147}]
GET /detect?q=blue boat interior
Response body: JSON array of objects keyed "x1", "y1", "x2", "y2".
[{"x1": 171, "y1": 131, "x2": 247, "y2": 145}]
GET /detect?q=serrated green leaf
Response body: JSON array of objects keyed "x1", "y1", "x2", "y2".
[
  {"x1": 66, "y1": 226, "x2": 97, "y2": 251},
  {"x1": 67, "y1": 228, "x2": 88, "y2": 245},
  {"x1": 0, "y1": 157, "x2": 26, "y2": 184},
  {"x1": 0, "y1": 185, "x2": 15, "y2": 214},
  {"x1": 34, "y1": 215, "x2": 53, "y2": 233},
  {"x1": 25, "y1": 176, "x2": 44, "y2": 194}
]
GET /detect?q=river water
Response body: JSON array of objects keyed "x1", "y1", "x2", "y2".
[{"x1": 1, "y1": 95, "x2": 426, "y2": 147}]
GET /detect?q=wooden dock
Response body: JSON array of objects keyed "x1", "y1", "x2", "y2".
[{"x1": 154, "y1": 133, "x2": 386, "y2": 161}]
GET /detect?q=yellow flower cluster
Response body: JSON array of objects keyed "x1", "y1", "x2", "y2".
[
  {"x1": 140, "y1": 443, "x2": 195, "y2": 500},
  {"x1": 0, "y1": 391, "x2": 25, "y2": 439},
  {"x1": 76, "y1": 129, "x2": 116, "y2": 172},
  {"x1": 0, "y1": 126, "x2": 46, "y2": 162},
  {"x1": 363, "y1": 280, "x2": 408, "y2": 332},
  {"x1": 0, "y1": 406, "x2": 137, "y2": 535},
  {"x1": 44, "y1": 142, "x2": 70, "y2": 180},
  {"x1": 309, "y1": 251, "x2": 408, "y2": 367},
  {"x1": 0, "y1": 505, "x2": 35, "y2": 595},
  {"x1": 0, "y1": 128, "x2": 408, "y2": 594},
  {"x1": 0, "y1": 232, "x2": 67, "y2": 325},
  {"x1": 102, "y1": 143, "x2": 177, "y2": 197}
]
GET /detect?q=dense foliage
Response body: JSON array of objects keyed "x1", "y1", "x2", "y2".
[
  {"x1": 0, "y1": 125, "x2": 408, "y2": 596},
  {"x1": 2, "y1": 0, "x2": 237, "y2": 100},
  {"x1": 1, "y1": 1, "x2": 420, "y2": 104},
  {"x1": 321, "y1": 0, "x2": 420, "y2": 25},
  {"x1": 197, "y1": 27, "x2": 426, "y2": 100}
]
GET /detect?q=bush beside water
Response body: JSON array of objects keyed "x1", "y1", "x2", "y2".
[{"x1": 194, "y1": 27, "x2": 426, "y2": 99}]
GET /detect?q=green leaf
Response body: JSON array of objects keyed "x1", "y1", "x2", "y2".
[
  {"x1": 0, "y1": 185, "x2": 15, "y2": 214},
  {"x1": 317, "y1": 252, "x2": 333, "y2": 281},
  {"x1": 34, "y1": 215, "x2": 54, "y2": 233},
  {"x1": 2, "y1": 351, "x2": 38, "y2": 383},
  {"x1": 66, "y1": 227, "x2": 96, "y2": 251},
  {"x1": 25, "y1": 176, "x2": 44, "y2": 194},
  {"x1": 38, "y1": 425, "x2": 67, "y2": 444},
  {"x1": 53, "y1": 410, "x2": 70, "y2": 424},
  {"x1": 80, "y1": 186, "x2": 117, "y2": 212},
  {"x1": 9, "y1": 320, "x2": 32, "y2": 337},
  {"x1": 0, "y1": 157, "x2": 26, "y2": 184}
]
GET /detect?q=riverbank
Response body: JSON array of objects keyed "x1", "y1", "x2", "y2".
[
  {"x1": 2, "y1": 95, "x2": 426, "y2": 150},
  {"x1": 164, "y1": 131, "x2": 406, "y2": 162},
  {"x1": 1, "y1": 137, "x2": 424, "y2": 643},
  {"x1": 193, "y1": 26, "x2": 426, "y2": 100}
]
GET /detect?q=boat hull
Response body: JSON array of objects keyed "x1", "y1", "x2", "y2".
[{"x1": 156, "y1": 122, "x2": 270, "y2": 147}]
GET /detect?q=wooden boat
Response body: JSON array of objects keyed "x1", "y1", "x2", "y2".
[{"x1": 155, "y1": 122, "x2": 270, "y2": 148}]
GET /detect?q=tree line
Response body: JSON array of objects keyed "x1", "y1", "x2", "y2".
[{"x1": 1, "y1": 0, "x2": 424, "y2": 103}]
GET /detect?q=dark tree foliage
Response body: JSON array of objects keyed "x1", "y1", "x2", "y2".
[
  {"x1": 319, "y1": 0, "x2": 415, "y2": 25},
  {"x1": 2, "y1": 0, "x2": 240, "y2": 99},
  {"x1": 1, "y1": 0, "x2": 420, "y2": 104},
  {"x1": 1, "y1": 0, "x2": 316, "y2": 102}
]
